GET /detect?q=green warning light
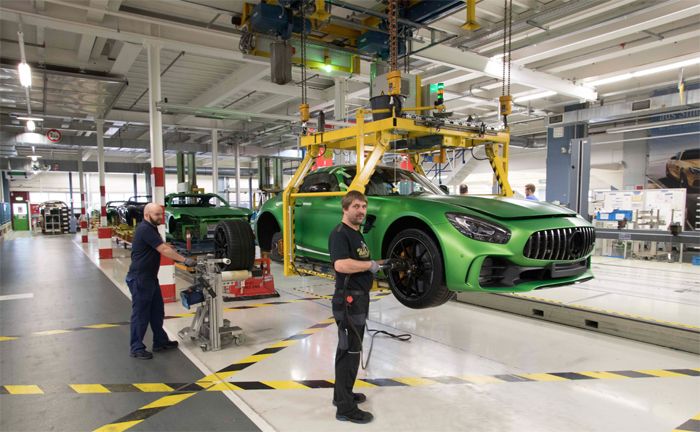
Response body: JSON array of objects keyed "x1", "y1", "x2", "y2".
[{"x1": 429, "y1": 83, "x2": 437, "y2": 93}]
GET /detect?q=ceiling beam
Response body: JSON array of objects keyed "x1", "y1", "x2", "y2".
[{"x1": 109, "y1": 42, "x2": 142, "y2": 75}]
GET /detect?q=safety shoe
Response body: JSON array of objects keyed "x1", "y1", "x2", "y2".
[
  {"x1": 153, "y1": 340, "x2": 179, "y2": 352},
  {"x1": 336, "y1": 408, "x2": 373, "y2": 424},
  {"x1": 333, "y1": 393, "x2": 367, "y2": 406},
  {"x1": 130, "y1": 350, "x2": 153, "y2": 360}
]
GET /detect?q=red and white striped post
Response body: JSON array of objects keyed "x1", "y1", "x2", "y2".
[
  {"x1": 96, "y1": 118, "x2": 113, "y2": 259},
  {"x1": 147, "y1": 42, "x2": 175, "y2": 302},
  {"x1": 78, "y1": 154, "x2": 88, "y2": 243}
]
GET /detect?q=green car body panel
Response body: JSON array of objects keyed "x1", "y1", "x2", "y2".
[
  {"x1": 255, "y1": 166, "x2": 594, "y2": 293},
  {"x1": 165, "y1": 193, "x2": 252, "y2": 242}
]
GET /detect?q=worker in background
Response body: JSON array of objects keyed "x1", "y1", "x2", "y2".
[
  {"x1": 525, "y1": 183, "x2": 538, "y2": 201},
  {"x1": 328, "y1": 191, "x2": 383, "y2": 424},
  {"x1": 126, "y1": 202, "x2": 196, "y2": 359},
  {"x1": 459, "y1": 184, "x2": 469, "y2": 195}
]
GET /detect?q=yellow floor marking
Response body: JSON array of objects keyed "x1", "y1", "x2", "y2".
[
  {"x1": 205, "y1": 382, "x2": 243, "y2": 391},
  {"x1": 638, "y1": 369, "x2": 688, "y2": 378},
  {"x1": 247, "y1": 303, "x2": 273, "y2": 308},
  {"x1": 198, "y1": 372, "x2": 235, "y2": 384},
  {"x1": 0, "y1": 336, "x2": 18, "y2": 342},
  {"x1": 392, "y1": 377, "x2": 437, "y2": 386},
  {"x1": 133, "y1": 383, "x2": 174, "y2": 393},
  {"x1": 238, "y1": 354, "x2": 273, "y2": 363},
  {"x1": 172, "y1": 313, "x2": 194, "y2": 318},
  {"x1": 301, "y1": 328, "x2": 322, "y2": 334},
  {"x1": 353, "y1": 380, "x2": 377, "y2": 388},
  {"x1": 578, "y1": 371, "x2": 628, "y2": 380},
  {"x1": 5, "y1": 385, "x2": 44, "y2": 394},
  {"x1": 140, "y1": 392, "x2": 196, "y2": 409},
  {"x1": 70, "y1": 384, "x2": 111, "y2": 394},
  {"x1": 267, "y1": 340, "x2": 299, "y2": 348},
  {"x1": 93, "y1": 420, "x2": 143, "y2": 432},
  {"x1": 518, "y1": 373, "x2": 570, "y2": 382},
  {"x1": 82, "y1": 324, "x2": 120, "y2": 329},
  {"x1": 318, "y1": 318, "x2": 336, "y2": 325},
  {"x1": 33, "y1": 329, "x2": 71, "y2": 336},
  {"x1": 460, "y1": 375, "x2": 504, "y2": 385},
  {"x1": 262, "y1": 381, "x2": 310, "y2": 390}
]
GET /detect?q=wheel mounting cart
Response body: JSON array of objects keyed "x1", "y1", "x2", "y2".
[{"x1": 178, "y1": 255, "x2": 251, "y2": 351}]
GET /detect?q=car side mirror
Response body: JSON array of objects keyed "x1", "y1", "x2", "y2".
[{"x1": 439, "y1": 184, "x2": 449, "y2": 194}]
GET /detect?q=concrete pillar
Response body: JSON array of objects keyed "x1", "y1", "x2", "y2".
[
  {"x1": 147, "y1": 41, "x2": 175, "y2": 303},
  {"x1": 78, "y1": 155, "x2": 87, "y2": 243},
  {"x1": 212, "y1": 129, "x2": 218, "y2": 196},
  {"x1": 133, "y1": 173, "x2": 138, "y2": 197},
  {"x1": 235, "y1": 143, "x2": 241, "y2": 206},
  {"x1": 622, "y1": 130, "x2": 648, "y2": 189},
  {"x1": 96, "y1": 118, "x2": 113, "y2": 259},
  {"x1": 334, "y1": 77, "x2": 348, "y2": 122}
]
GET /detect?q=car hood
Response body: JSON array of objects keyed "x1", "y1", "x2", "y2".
[
  {"x1": 419, "y1": 195, "x2": 577, "y2": 219},
  {"x1": 167, "y1": 207, "x2": 251, "y2": 218}
]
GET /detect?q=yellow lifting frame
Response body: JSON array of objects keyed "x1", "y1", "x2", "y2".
[{"x1": 281, "y1": 108, "x2": 513, "y2": 276}]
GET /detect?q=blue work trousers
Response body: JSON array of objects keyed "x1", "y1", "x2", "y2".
[{"x1": 126, "y1": 276, "x2": 169, "y2": 353}]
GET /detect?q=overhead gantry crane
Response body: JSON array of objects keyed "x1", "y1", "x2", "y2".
[{"x1": 281, "y1": 0, "x2": 515, "y2": 278}]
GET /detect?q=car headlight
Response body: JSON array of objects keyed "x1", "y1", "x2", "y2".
[
  {"x1": 446, "y1": 213, "x2": 511, "y2": 244},
  {"x1": 689, "y1": 167, "x2": 700, "y2": 174}
]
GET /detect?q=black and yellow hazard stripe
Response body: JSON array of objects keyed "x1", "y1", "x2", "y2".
[
  {"x1": 674, "y1": 412, "x2": 700, "y2": 432},
  {"x1": 3, "y1": 368, "x2": 697, "y2": 396},
  {"x1": 90, "y1": 317, "x2": 336, "y2": 432},
  {"x1": 0, "y1": 297, "x2": 324, "y2": 343}
]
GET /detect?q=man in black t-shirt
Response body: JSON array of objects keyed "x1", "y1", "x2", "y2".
[
  {"x1": 328, "y1": 190, "x2": 384, "y2": 424},
  {"x1": 126, "y1": 203, "x2": 195, "y2": 359}
]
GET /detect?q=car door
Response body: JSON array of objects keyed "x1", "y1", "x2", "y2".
[
  {"x1": 294, "y1": 171, "x2": 343, "y2": 260},
  {"x1": 670, "y1": 152, "x2": 682, "y2": 179}
]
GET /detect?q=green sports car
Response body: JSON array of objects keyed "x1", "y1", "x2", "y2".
[
  {"x1": 255, "y1": 165, "x2": 595, "y2": 309},
  {"x1": 165, "y1": 193, "x2": 252, "y2": 242}
]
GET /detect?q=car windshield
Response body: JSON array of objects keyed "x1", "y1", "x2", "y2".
[
  {"x1": 128, "y1": 196, "x2": 151, "y2": 204},
  {"x1": 169, "y1": 195, "x2": 226, "y2": 207},
  {"x1": 681, "y1": 149, "x2": 700, "y2": 160},
  {"x1": 342, "y1": 167, "x2": 445, "y2": 196}
]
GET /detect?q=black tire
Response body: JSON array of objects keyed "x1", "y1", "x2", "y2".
[
  {"x1": 168, "y1": 218, "x2": 179, "y2": 236},
  {"x1": 386, "y1": 228, "x2": 453, "y2": 309},
  {"x1": 269, "y1": 231, "x2": 283, "y2": 263},
  {"x1": 680, "y1": 171, "x2": 688, "y2": 188},
  {"x1": 214, "y1": 220, "x2": 255, "y2": 271}
]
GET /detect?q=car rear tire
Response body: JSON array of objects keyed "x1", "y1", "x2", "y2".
[
  {"x1": 269, "y1": 231, "x2": 283, "y2": 263},
  {"x1": 386, "y1": 228, "x2": 453, "y2": 309},
  {"x1": 214, "y1": 220, "x2": 255, "y2": 271}
]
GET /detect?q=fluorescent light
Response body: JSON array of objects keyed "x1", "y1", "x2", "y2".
[
  {"x1": 18, "y1": 62, "x2": 31, "y2": 87},
  {"x1": 104, "y1": 126, "x2": 120, "y2": 137},
  {"x1": 513, "y1": 91, "x2": 557, "y2": 103},
  {"x1": 606, "y1": 116, "x2": 700, "y2": 134},
  {"x1": 27, "y1": 155, "x2": 42, "y2": 160},
  {"x1": 587, "y1": 57, "x2": 700, "y2": 87},
  {"x1": 17, "y1": 116, "x2": 43, "y2": 121},
  {"x1": 322, "y1": 64, "x2": 333, "y2": 73},
  {"x1": 26, "y1": 119, "x2": 36, "y2": 131}
]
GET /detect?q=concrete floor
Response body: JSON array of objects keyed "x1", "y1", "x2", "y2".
[{"x1": 2, "y1": 232, "x2": 699, "y2": 432}]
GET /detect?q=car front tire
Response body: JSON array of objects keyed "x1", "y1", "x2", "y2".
[
  {"x1": 269, "y1": 231, "x2": 283, "y2": 263},
  {"x1": 386, "y1": 228, "x2": 453, "y2": 309},
  {"x1": 214, "y1": 220, "x2": 256, "y2": 271}
]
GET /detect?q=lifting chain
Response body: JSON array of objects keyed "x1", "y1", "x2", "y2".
[
  {"x1": 299, "y1": 2, "x2": 310, "y2": 124},
  {"x1": 499, "y1": 0, "x2": 513, "y2": 126},
  {"x1": 388, "y1": 0, "x2": 398, "y2": 72}
]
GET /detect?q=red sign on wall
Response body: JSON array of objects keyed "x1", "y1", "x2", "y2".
[{"x1": 46, "y1": 129, "x2": 62, "y2": 143}]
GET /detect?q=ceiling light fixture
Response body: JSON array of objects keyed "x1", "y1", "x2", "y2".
[
  {"x1": 587, "y1": 57, "x2": 700, "y2": 87},
  {"x1": 26, "y1": 119, "x2": 36, "y2": 131},
  {"x1": 17, "y1": 116, "x2": 43, "y2": 122},
  {"x1": 513, "y1": 91, "x2": 557, "y2": 103},
  {"x1": 18, "y1": 62, "x2": 32, "y2": 88},
  {"x1": 606, "y1": 116, "x2": 700, "y2": 134}
]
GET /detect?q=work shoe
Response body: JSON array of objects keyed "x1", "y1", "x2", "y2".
[
  {"x1": 153, "y1": 340, "x2": 179, "y2": 352},
  {"x1": 333, "y1": 393, "x2": 367, "y2": 406},
  {"x1": 336, "y1": 408, "x2": 374, "y2": 424},
  {"x1": 130, "y1": 350, "x2": 153, "y2": 360}
]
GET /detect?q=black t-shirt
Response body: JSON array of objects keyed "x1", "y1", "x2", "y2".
[
  {"x1": 328, "y1": 222, "x2": 373, "y2": 295},
  {"x1": 127, "y1": 221, "x2": 164, "y2": 281}
]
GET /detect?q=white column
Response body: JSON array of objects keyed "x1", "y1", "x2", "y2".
[
  {"x1": 147, "y1": 41, "x2": 176, "y2": 302},
  {"x1": 334, "y1": 77, "x2": 348, "y2": 122},
  {"x1": 211, "y1": 128, "x2": 218, "y2": 197},
  {"x1": 96, "y1": 118, "x2": 106, "y2": 227},
  {"x1": 235, "y1": 143, "x2": 241, "y2": 206}
]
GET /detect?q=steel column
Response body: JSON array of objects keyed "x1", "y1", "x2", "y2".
[
  {"x1": 235, "y1": 143, "x2": 241, "y2": 207},
  {"x1": 78, "y1": 155, "x2": 87, "y2": 243},
  {"x1": 212, "y1": 129, "x2": 218, "y2": 197}
]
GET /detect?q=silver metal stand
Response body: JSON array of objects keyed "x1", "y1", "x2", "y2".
[{"x1": 178, "y1": 256, "x2": 250, "y2": 351}]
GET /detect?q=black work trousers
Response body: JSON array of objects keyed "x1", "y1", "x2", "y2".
[{"x1": 333, "y1": 321, "x2": 366, "y2": 415}]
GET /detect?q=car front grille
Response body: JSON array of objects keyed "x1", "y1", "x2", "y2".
[{"x1": 523, "y1": 227, "x2": 595, "y2": 261}]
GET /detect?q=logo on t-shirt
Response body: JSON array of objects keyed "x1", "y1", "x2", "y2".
[{"x1": 357, "y1": 241, "x2": 370, "y2": 259}]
